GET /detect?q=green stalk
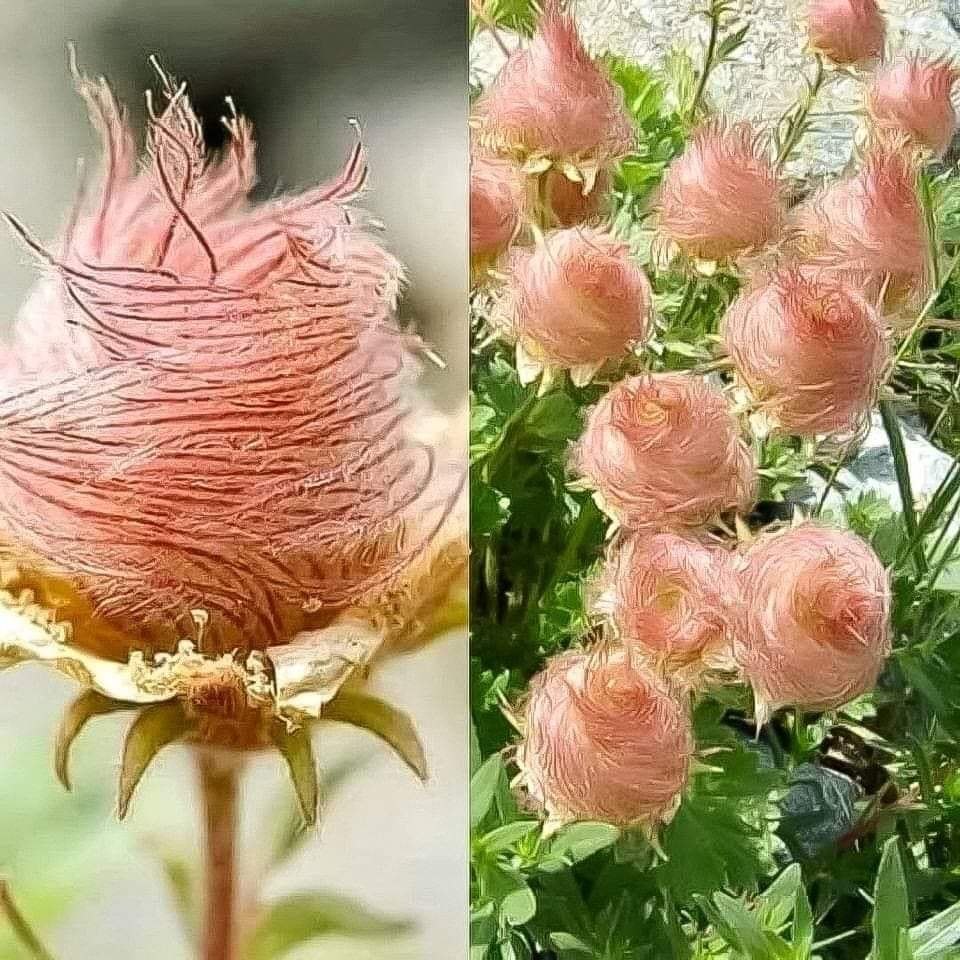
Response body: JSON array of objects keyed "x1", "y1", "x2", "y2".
[
  {"x1": 0, "y1": 880, "x2": 56, "y2": 960},
  {"x1": 774, "y1": 55, "x2": 825, "y2": 171},
  {"x1": 689, "y1": 4, "x2": 720, "y2": 119}
]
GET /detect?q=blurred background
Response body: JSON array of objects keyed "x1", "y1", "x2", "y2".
[{"x1": 0, "y1": 1, "x2": 467, "y2": 958}]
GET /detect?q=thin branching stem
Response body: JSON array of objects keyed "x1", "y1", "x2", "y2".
[
  {"x1": 0, "y1": 880, "x2": 56, "y2": 960},
  {"x1": 689, "y1": 3, "x2": 721, "y2": 119},
  {"x1": 775, "y1": 55, "x2": 826, "y2": 171}
]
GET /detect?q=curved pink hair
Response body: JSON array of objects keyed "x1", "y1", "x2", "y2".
[
  {"x1": 0, "y1": 64, "x2": 448, "y2": 653},
  {"x1": 509, "y1": 227, "x2": 652, "y2": 366},
  {"x1": 473, "y1": 1, "x2": 634, "y2": 162},
  {"x1": 723, "y1": 267, "x2": 888, "y2": 435},
  {"x1": 657, "y1": 120, "x2": 784, "y2": 262},
  {"x1": 573, "y1": 373, "x2": 756, "y2": 530},
  {"x1": 734, "y1": 524, "x2": 891, "y2": 717},
  {"x1": 807, "y1": 0, "x2": 885, "y2": 66},
  {"x1": 520, "y1": 649, "x2": 693, "y2": 825},
  {"x1": 470, "y1": 150, "x2": 525, "y2": 259}
]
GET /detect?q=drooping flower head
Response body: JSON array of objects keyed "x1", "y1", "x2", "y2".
[
  {"x1": 723, "y1": 267, "x2": 888, "y2": 436},
  {"x1": 734, "y1": 524, "x2": 891, "y2": 721},
  {"x1": 867, "y1": 56, "x2": 959, "y2": 158},
  {"x1": 806, "y1": 0, "x2": 885, "y2": 66},
  {"x1": 470, "y1": 149, "x2": 525, "y2": 268},
  {"x1": 544, "y1": 166, "x2": 612, "y2": 227},
  {"x1": 518, "y1": 649, "x2": 693, "y2": 826},
  {"x1": 791, "y1": 142, "x2": 926, "y2": 303},
  {"x1": 506, "y1": 227, "x2": 652, "y2": 384},
  {"x1": 657, "y1": 120, "x2": 784, "y2": 263},
  {"x1": 605, "y1": 532, "x2": 738, "y2": 676},
  {"x1": 0, "y1": 62, "x2": 446, "y2": 665},
  {"x1": 472, "y1": 0, "x2": 634, "y2": 167},
  {"x1": 573, "y1": 373, "x2": 756, "y2": 530}
]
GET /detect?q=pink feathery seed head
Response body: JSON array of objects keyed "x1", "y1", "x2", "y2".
[
  {"x1": 572, "y1": 373, "x2": 757, "y2": 531},
  {"x1": 734, "y1": 523, "x2": 891, "y2": 718},
  {"x1": 657, "y1": 120, "x2": 784, "y2": 262},
  {"x1": 509, "y1": 227, "x2": 652, "y2": 367},
  {"x1": 519, "y1": 649, "x2": 693, "y2": 826},
  {"x1": 868, "y1": 56, "x2": 959, "y2": 158},
  {"x1": 0, "y1": 61, "x2": 445, "y2": 658},
  {"x1": 723, "y1": 267, "x2": 888, "y2": 436},
  {"x1": 470, "y1": 150, "x2": 525, "y2": 261},
  {"x1": 545, "y1": 166, "x2": 612, "y2": 227},
  {"x1": 791, "y1": 142, "x2": 926, "y2": 287},
  {"x1": 608, "y1": 533, "x2": 738, "y2": 674},
  {"x1": 473, "y1": 1, "x2": 634, "y2": 163},
  {"x1": 807, "y1": 0, "x2": 885, "y2": 66}
]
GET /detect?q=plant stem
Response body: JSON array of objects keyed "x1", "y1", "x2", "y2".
[
  {"x1": 0, "y1": 880, "x2": 55, "y2": 960},
  {"x1": 689, "y1": 3, "x2": 720, "y2": 120},
  {"x1": 198, "y1": 749, "x2": 242, "y2": 960},
  {"x1": 775, "y1": 55, "x2": 825, "y2": 171}
]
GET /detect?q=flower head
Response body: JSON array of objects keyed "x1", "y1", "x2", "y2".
[
  {"x1": 544, "y1": 166, "x2": 611, "y2": 227},
  {"x1": 473, "y1": 1, "x2": 634, "y2": 166},
  {"x1": 470, "y1": 149, "x2": 525, "y2": 266},
  {"x1": 518, "y1": 649, "x2": 693, "y2": 826},
  {"x1": 723, "y1": 267, "x2": 887, "y2": 436},
  {"x1": 867, "y1": 56, "x2": 959, "y2": 158},
  {"x1": 573, "y1": 373, "x2": 756, "y2": 530},
  {"x1": 807, "y1": 0, "x2": 885, "y2": 66},
  {"x1": 657, "y1": 121, "x2": 784, "y2": 262},
  {"x1": 506, "y1": 227, "x2": 652, "y2": 383},
  {"x1": 605, "y1": 532, "x2": 737, "y2": 676},
  {"x1": 734, "y1": 523, "x2": 891, "y2": 720}
]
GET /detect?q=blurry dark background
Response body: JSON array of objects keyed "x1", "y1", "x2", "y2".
[{"x1": 0, "y1": 2, "x2": 467, "y2": 958}]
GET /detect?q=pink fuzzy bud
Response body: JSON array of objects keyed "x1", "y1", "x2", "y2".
[
  {"x1": 573, "y1": 373, "x2": 756, "y2": 531},
  {"x1": 657, "y1": 121, "x2": 784, "y2": 262},
  {"x1": 607, "y1": 533, "x2": 737, "y2": 673},
  {"x1": 734, "y1": 524, "x2": 891, "y2": 719},
  {"x1": 470, "y1": 150, "x2": 525, "y2": 262},
  {"x1": 519, "y1": 650, "x2": 693, "y2": 825},
  {"x1": 473, "y1": 1, "x2": 634, "y2": 164},
  {"x1": 723, "y1": 268, "x2": 887, "y2": 436},
  {"x1": 508, "y1": 227, "x2": 652, "y2": 369},
  {"x1": 868, "y1": 56, "x2": 959, "y2": 158},
  {"x1": 807, "y1": 0, "x2": 885, "y2": 66},
  {"x1": 791, "y1": 144, "x2": 926, "y2": 293},
  {"x1": 0, "y1": 66, "x2": 447, "y2": 654}
]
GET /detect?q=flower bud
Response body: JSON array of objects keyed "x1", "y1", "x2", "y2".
[
  {"x1": 606, "y1": 533, "x2": 737, "y2": 674},
  {"x1": 807, "y1": 0, "x2": 885, "y2": 66},
  {"x1": 473, "y1": 1, "x2": 634, "y2": 165},
  {"x1": 507, "y1": 227, "x2": 652, "y2": 379},
  {"x1": 573, "y1": 374, "x2": 756, "y2": 531},
  {"x1": 470, "y1": 150, "x2": 525, "y2": 264},
  {"x1": 519, "y1": 650, "x2": 693, "y2": 825},
  {"x1": 734, "y1": 524, "x2": 891, "y2": 719},
  {"x1": 723, "y1": 267, "x2": 887, "y2": 436},
  {"x1": 657, "y1": 121, "x2": 784, "y2": 262},
  {"x1": 868, "y1": 56, "x2": 959, "y2": 158}
]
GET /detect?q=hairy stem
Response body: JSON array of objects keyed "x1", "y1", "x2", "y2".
[
  {"x1": 774, "y1": 55, "x2": 825, "y2": 171},
  {"x1": 198, "y1": 749, "x2": 242, "y2": 960}
]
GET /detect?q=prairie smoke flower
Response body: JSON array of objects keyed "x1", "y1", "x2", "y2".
[
  {"x1": 604, "y1": 533, "x2": 737, "y2": 676},
  {"x1": 734, "y1": 524, "x2": 891, "y2": 721},
  {"x1": 572, "y1": 374, "x2": 756, "y2": 531},
  {"x1": 791, "y1": 143, "x2": 926, "y2": 304},
  {"x1": 867, "y1": 56, "x2": 959, "y2": 158},
  {"x1": 472, "y1": 1, "x2": 634, "y2": 171},
  {"x1": 470, "y1": 150, "x2": 525, "y2": 268},
  {"x1": 544, "y1": 166, "x2": 611, "y2": 227},
  {"x1": 657, "y1": 121, "x2": 784, "y2": 263},
  {"x1": 506, "y1": 227, "x2": 652, "y2": 385},
  {"x1": 0, "y1": 63, "x2": 456, "y2": 778},
  {"x1": 806, "y1": 0, "x2": 885, "y2": 66},
  {"x1": 518, "y1": 650, "x2": 692, "y2": 826},
  {"x1": 723, "y1": 268, "x2": 887, "y2": 436}
]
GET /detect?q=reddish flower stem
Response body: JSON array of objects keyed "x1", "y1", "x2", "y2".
[{"x1": 198, "y1": 749, "x2": 242, "y2": 960}]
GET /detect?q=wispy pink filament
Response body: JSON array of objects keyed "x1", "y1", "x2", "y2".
[
  {"x1": 573, "y1": 373, "x2": 756, "y2": 531},
  {"x1": 723, "y1": 267, "x2": 887, "y2": 436},
  {"x1": 520, "y1": 650, "x2": 692, "y2": 825},
  {"x1": 470, "y1": 150, "x2": 525, "y2": 260},
  {"x1": 734, "y1": 524, "x2": 891, "y2": 715},
  {"x1": 0, "y1": 65, "x2": 444, "y2": 653},
  {"x1": 807, "y1": 0, "x2": 885, "y2": 66}
]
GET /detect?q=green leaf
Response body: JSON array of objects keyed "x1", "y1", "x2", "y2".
[
  {"x1": 758, "y1": 863, "x2": 802, "y2": 929},
  {"x1": 243, "y1": 892, "x2": 411, "y2": 960},
  {"x1": 525, "y1": 393, "x2": 581, "y2": 447},
  {"x1": 322, "y1": 691, "x2": 427, "y2": 781},
  {"x1": 481, "y1": 821, "x2": 540, "y2": 853},
  {"x1": 117, "y1": 702, "x2": 193, "y2": 820},
  {"x1": 793, "y1": 884, "x2": 814, "y2": 960},
  {"x1": 911, "y1": 901, "x2": 960, "y2": 958},
  {"x1": 158, "y1": 854, "x2": 197, "y2": 945},
  {"x1": 54, "y1": 690, "x2": 134, "y2": 790},
  {"x1": 544, "y1": 822, "x2": 620, "y2": 866},
  {"x1": 471, "y1": 754, "x2": 505, "y2": 830},
  {"x1": 550, "y1": 932, "x2": 595, "y2": 956},
  {"x1": 270, "y1": 722, "x2": 319, "y2": 827},
  {"x1": 715, "y1": 24, "x2": 750, "y2": 62},
  {"x1": 873, "y1": 836, "x2": 911, "y2": 960}
]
